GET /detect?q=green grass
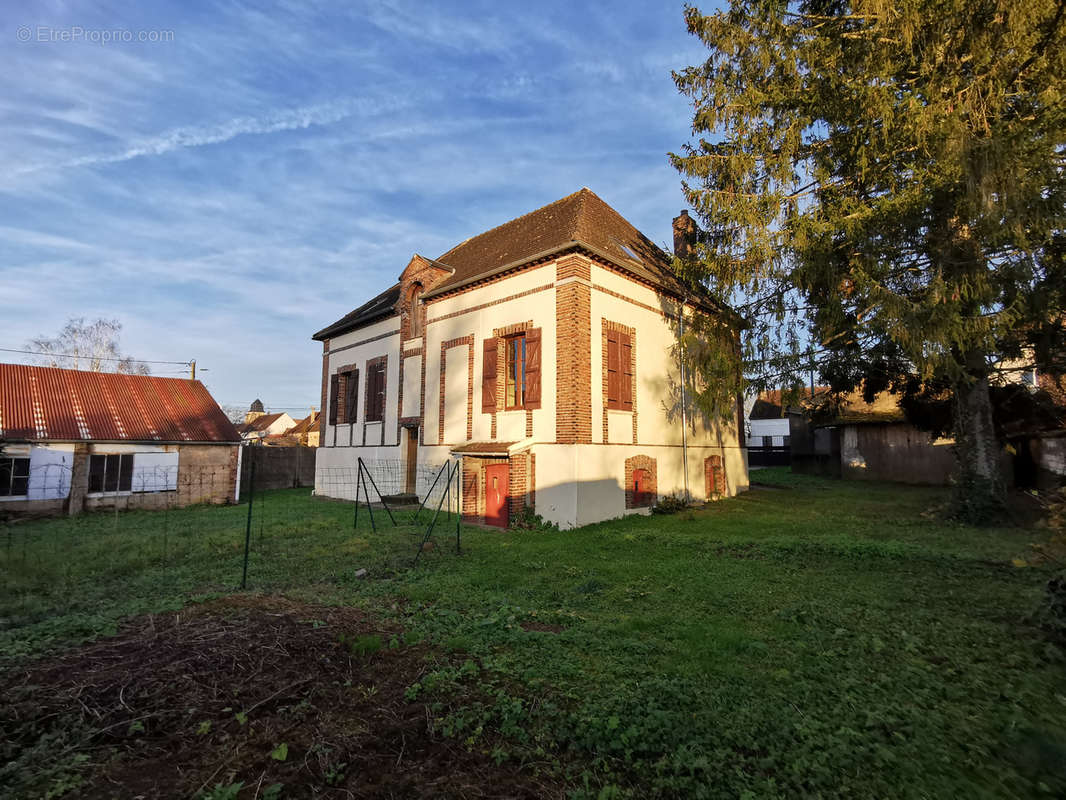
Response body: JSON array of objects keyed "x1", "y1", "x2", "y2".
[{"x1": 3, "y1": 470, "x2": 1065, "y2": 797}]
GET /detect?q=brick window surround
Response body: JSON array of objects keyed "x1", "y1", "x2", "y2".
[
  {"x1": 330, "y1": 363, "x2": 359, "y2": 425},
  {"x1": 601, "y1": 319, "x2": 637, "y2": 444},
  {"x1": 624, "y1": 455, "x2": 657, "y2": 509},
  {"x1": 439, "y1": 335, "x2": 474, "y2": 444}
]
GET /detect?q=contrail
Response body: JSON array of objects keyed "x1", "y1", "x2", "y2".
[{"x1": 13, "y1": 97, "x2": 376, "y2": 176}]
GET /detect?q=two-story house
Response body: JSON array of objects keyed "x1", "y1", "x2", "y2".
[{"x1": 312, "y1": 188, "x2": 749, "y2": 529}]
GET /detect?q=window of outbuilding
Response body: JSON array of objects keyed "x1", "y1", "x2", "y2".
[
  {"x1": 0, "y1": 457, "x2": 30, "y2": 497},
  {"x1": 88, "y1": 454, "x2": 133, "y2": 493}
]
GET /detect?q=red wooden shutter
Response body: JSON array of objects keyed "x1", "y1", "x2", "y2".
[
  {"x1": 346, "y1": 370, "x2": 359, "y2": 422},
  {"x1": 328, "y1": 374, "x2": 340, "y2": 425},
  {"x1": 620, "y1": 332, "x2": 633, "y2": 410},
  {"x1": 482, "y1": 338, "x2": 498, "y2": 412},
  {"x1": 606, "y1": 332, "x2": 619, "y2": 408},
  {"x1": 525, "y1": 328, "x2": 541, "y2": 408}
]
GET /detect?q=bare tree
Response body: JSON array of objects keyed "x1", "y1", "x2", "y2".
[
  {"x1": 219, "y1": 404, "x2": 247, "y2": 425},
  {"x1": 26, "y1": 317, "x2": 150, "y2": 374}
]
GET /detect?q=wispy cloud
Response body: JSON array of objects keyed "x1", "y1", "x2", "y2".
[
  {"x1": 0, "y1": 0, "x2": 707, "y2": 405},
  {"x1": 13, "y1": 96, "x2": 393, "y2": 176}
]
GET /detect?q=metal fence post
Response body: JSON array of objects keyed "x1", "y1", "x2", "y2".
[{"x1": 241, "y1": 456, "x2": 256, "y2": 589}]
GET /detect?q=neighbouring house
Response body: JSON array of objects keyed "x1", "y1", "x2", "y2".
[
  {"x1": 285, "y1": 410, "x2": 320, "y2": 447},
  {"x1": 0, "y1": 363, "x2": 242, "y2": 516},
  {"x1": 236, "y1": 401, "x2": 295, "y2": 444},
  {"x1": 745, "y1": 389, "x2": 824, "y2": 467},
  {"x1": 311, "y1": 187, "x2": 749, "y2": 529}
]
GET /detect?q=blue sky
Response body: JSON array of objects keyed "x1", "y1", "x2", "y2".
[{"x1": 1, "y1": 0, "x2": 711, "y2": 416}]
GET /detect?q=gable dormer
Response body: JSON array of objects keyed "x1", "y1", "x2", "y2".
[{"x1": 397, "y1": 254, "x2": 452, "y2": 341}]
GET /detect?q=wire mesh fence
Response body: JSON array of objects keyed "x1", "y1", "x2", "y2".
[{"x1": 0, "y1": 455, "x2": 463, "y2": 657}]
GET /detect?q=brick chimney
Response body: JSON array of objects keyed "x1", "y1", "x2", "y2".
[{"x1": 672, "y1": 210, "x2": 698, "y2": 258}]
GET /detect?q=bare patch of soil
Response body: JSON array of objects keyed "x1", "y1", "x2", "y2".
[
  {"x1": 518, "y1": 621, "x2": 564, "y2": 634},
  {"x1": 1, "y1": 595, "x2": 563, "y2": 799}
]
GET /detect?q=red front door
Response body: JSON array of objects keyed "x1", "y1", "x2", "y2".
[{"x1": 485, "y1": 463, "x2": 510, "y2": 528}]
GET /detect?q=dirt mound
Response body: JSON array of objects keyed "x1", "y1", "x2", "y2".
[{"x1": 1, "y1": 596, "x2": 561, "y2": 799}]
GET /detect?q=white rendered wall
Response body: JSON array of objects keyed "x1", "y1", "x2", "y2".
[
  {"x1": 748, "y1": 417, "x2": 790, "y2": 446},
  {"x1": 423, "y1": 260, "x2": 557, "y2": 446},
  {"x1": 322, "y1": 316, "x2": 401, "y2": 451}
]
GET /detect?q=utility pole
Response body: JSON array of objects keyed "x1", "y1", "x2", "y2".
[{"x1": 189, "y1": 359, "x2": 196, "y2": 380}]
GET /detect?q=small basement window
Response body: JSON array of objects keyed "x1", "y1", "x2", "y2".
[
  {"x1": 88, "y1": 454, "x2": 134, "y2": 494},
  {"x1": 0, "y1": 457, "x2": 30, "y2": 497}
]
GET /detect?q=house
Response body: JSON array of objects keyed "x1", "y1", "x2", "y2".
[
  {"x1": 0, "y1": 363, "x2": 242, "y2": 515},
  {"x1": 285, "y1": 410, "x2": 320, "y2": 447},
  {"x1": 236, "y1": 400, "x2": 295, "y2": 443},
  {"x1": 311, "y1": 188, "x2": 749, "y2": 529}
]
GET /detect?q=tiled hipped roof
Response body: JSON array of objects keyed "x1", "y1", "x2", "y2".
[
  {"x1": 0, "y1": 363, "x2": 241, "y2": 443},
  {"x1": 313, "y1": 284, "x2": 401, "y2": 341},
  {"x1": 425, "y1": 187, "x2": 680, "y2": 297},
  {"x1": 314, "y1": 188, "x2": 719, "y2": 341}
]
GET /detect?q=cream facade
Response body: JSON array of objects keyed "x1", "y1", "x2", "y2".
[{"x1": 313, "y1": 190, "x2": 749, "y2": 529}]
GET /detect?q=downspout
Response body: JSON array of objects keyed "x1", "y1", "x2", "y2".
[{"x1": 679, "y1": 303, "x2": 690, "y2": 503}]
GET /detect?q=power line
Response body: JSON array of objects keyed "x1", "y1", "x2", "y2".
[{"x1": 0, "y1": 346, "x2": 192, "y2": 366}]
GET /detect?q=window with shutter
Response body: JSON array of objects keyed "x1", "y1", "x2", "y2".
[
  {"x1": 337, "y1": 373, "x2": 348, "y2": 423},
  {"x1": 482, "y1": 338, "x2": 497, "y2": 413},
  {"x1": 366, "y1": 362, "x2": 387, "y2": 422},
  {"x1": 328, "y1": 374, "x2": 340, "y2": 425},
  {"x1": 505, "y1": 335, "x2": 526, "y2": 409}
]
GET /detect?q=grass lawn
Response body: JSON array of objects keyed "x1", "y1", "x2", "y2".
[{"x1": 2, "y1": 469, "x2": 1064, "y2": 798}]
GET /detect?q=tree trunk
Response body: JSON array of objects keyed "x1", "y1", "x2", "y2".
[{"x1": 951, "y1": 373, "x2": 1008, "y2": 524}]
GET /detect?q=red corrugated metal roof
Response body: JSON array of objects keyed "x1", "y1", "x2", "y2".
[{"x1": 0, "y1": 363, "x2": 241, "y2": 443}]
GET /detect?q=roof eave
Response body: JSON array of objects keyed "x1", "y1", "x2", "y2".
[
  {"x1": 1, "y1": 437, "x2": 241, "y2": 445},
  {"x1": 421, "y1": 238, "x2": 740, "y2": 325},
  {"x1": 312, "y1": 308, "x2": 398, "y2": 342},
  {"x1": 422, "y1": 242, "x2": 584, "y2": 300}
]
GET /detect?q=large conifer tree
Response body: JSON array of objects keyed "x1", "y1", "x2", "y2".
[{"x1": 672, "y1": 0, "x2": 1066, "y2": 520}]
